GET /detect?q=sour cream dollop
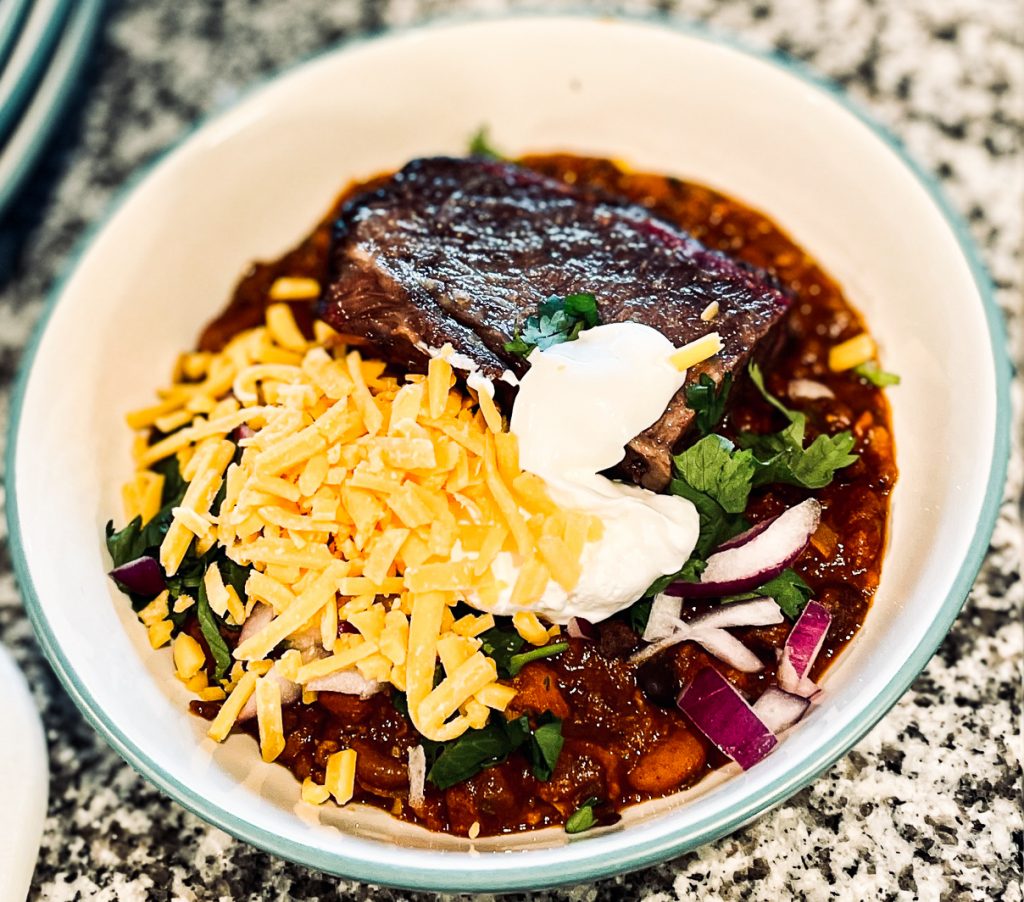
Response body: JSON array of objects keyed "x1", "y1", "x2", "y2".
[{"x1": 471, "y1": 322, "x2": 700, "y2": 624}]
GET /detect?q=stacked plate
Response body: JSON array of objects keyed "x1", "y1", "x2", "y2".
[{"x1": 0, "y1": 0, "x2": 104, "y2": 220}]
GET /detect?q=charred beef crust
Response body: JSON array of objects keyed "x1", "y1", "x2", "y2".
[{"x1": 322, "y1": 157, "x2": 791, "y2": 489}]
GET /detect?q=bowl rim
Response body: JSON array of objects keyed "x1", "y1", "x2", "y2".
[{"x1": 6, "y1": 12, "x2": 1012, "y2": 894}]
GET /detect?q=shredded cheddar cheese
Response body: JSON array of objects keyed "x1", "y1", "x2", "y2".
[
  {"x1": 123, "y1": 302, "x2": 599, "y2": 775},
  {"x1": 668, "y1": 332, "x2": 723, "y2": 372},
  {"x1": 829, "y1": 333, "x2": 876, "y2": 372}
]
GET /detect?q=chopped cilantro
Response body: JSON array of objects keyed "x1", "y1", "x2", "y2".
[
  {"x1": 726, "y1": 568, "x2": 814, "y2": 619},
  {"x1": 426, "y1": 713, "x2": 564, "y2": 788},
  {"x1": 854, "y1": 361, "x2": 901, "y2": 387},
  {"x1": 626, "y1": 597, "x2": 654, "y2": 632},
  {"x1": 684, "y1": 372, "x2": 733, "y2": 437},
  {"x1": 565, "y1": 797, "x2": 600, "y2": 834},
  {"x1": 656, "y1": 362, "x2": 858, "y2": 606},
  {"x1": 505, "y1": 293, "x2": 600, "y2": 357},
  {"x1": 478, "y1": 625, "x2": 526, "y2": 678},
  {"x1": 673, "y1": 434, "x2": 756, "y2": 515},
  {"x1": 508, "y1": 642, "x2": 568, "y2": 677},
  {"x1": 739, "y1": 363, "x2": 859, "y2": 490},
  {"x1": 106, "y1": 443, "x2": 251, "y2": 640},
  {"x1": 467, "y1": 126, "x2": 505, "y2": 160},
  {"x1": 196, "y1": 580, "x2": 232, "y2": 681},
  {"x1": 105, "y1": 517, "x2": 145, "y2": 569},
  {"x1": 527, "y1": 713, "x2": 564, "y2": 781}
]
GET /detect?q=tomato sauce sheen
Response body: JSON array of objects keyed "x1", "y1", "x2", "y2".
[{"x1": 192, "y1": 155, "x2": 896, "y2": 836}]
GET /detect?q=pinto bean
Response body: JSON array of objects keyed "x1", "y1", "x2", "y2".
[
  {"x1": 350, "y1": 739, "x2": 408, "y2": 794},
  {"x1": 626, "y1": 729, "x2": 706, "y2": 794}
]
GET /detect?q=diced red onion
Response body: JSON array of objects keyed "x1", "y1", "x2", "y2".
[
  {"x1": 788, "y1": 379, "x2": 835, "y2": 401},
  {"x1": 665, "y1": 499, "x2": 821, "y2": 598},
  {"x1": 642, "y1": 594, "x2": 682, "y2": 642},
  {"x1": 407, "y1": 745, "x2": 426, "y2": 810},
  {"x1": 752, "y1": 687, "x2": 811, "y2": 732},
  {"x1": 232, "y1": 424, "x2": 256, "y2": 443},
  {"x1": 305, "y1": 670, "x2": 381, "y2": 698},
  {"x1": 287, "y1": 621, "x2": 325, "y2": 651},
  {"x1": 109, "y1": 556, "x2": 166, "y2": 597},
  {"x1": 567, "y1": 617, "x2": 597, "y2": 641},
  {"x1": 677, "y1": 667, "x2": 777, "y2": 769},
  {"x1": 687, "y1": 627, "x2": 764, "y2": 673},
  {"x1": 778, "y1": 600, "x2": 831, "y2": 697},
  {"x1": 630, "y1": 630, "x2": 686, "y2": 666},
  {"x1": 690, "y1": 597, "x2": 782, "y2": 630},
  {"x1": 239, "y1": 663, "x2": 301, "y2": 720},
  {"x1": 630, "y1": 598, "x2": 781, "y2": 672},
  {"x1": 238, "y1": 602, "x2": 274, "y2": 646},
  {"x1": 337, "y1": 620, "x2": 359, "y2": 635}
]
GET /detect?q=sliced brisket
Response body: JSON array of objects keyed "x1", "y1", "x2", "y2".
[{"x1": 321, "y1": 157, "x2": 790, "y2": 489}]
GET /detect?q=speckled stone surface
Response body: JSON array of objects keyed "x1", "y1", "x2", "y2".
[{"x1": 0, "y1": 1, "x2": 1020, "y2": 899}]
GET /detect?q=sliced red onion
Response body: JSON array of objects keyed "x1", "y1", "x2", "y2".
[
  {"x1": 677, "y1": 667, "x2": 777, "y2": 769},
  {"x1": 778, "y1": 600, "x2": 832, "y2": 697},
  {"x1": 407, "y1": 745, "x2": 426, "y2": 810},
  {"x1": 305, "y1": 670, "x2": 381, "y2": 698},
  {"x1": 752, "y1": 687, "x2": 811, "y2": 733},
  {"x1": 642, "y1": 594, "x2": 682, "y2": 642},
  {"x1": 109, "y1": 556, "x2": 166, "y2": 597},
  {"x1": 239, "y1": 663, "x2": 301, "y2": 720},
  {"x1": 238, "y1": 602, "x2": 274, "y2": 646},
  {"x1": 567, "y1": 617, "x2": 597, "y2": 641},
  {"x1": 665, "y1": 499, "x2": 821, "y2": 598},
  {"x1": 788, "y1": 379, "x2": 835, "y2": 401},
  {"x1": 630, "y1": 598, "x2": 780, "y2": 673}
]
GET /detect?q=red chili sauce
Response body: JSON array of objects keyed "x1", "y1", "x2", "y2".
[{"x1": 190, "y1": 155, "x2": 896, "y2": 836}]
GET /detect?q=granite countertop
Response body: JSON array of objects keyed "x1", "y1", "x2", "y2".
[{"x1": 1, "y1": 0, "x2": 1020, "y2": 899}]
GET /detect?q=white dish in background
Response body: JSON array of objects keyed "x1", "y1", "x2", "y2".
[
  {"x1": 0, "y1": 645, "x2": 48, "y2": 902},
  {"x1": 7, "y1": 16, "x2": 1009, "y2": 893},
  {"x1": 0, "y1": 0, "x2": 105, "y2": 219}
]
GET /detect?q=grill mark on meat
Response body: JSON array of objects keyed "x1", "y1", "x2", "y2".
[{"x1": 322, "y1": 157, "x2": 791, "y2": 489}]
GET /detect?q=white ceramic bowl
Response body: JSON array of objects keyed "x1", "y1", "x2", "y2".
[{"x1": 8, "y1": 16, "x2": 1009, "y2": 893}]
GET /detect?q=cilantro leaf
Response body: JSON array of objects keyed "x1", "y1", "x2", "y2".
[
  {"x1": 151, "y1": 454, "x2": 188, "y2": 503},
  {"x1": 780, "y1": 431, "x2": 859, "y2": 489},
  {"x1": 684, "y1": 372, "x2": 733, "y2": 437},
  {"x1": 565, "y1": 798, "x2": 600, "y2": 834},
  {"x1": 197, "y1": 579, "x2": 232, "y2": 681},
  {"x1": 672, "y1": 435, "x2": 756, "y2": 515},
  {"x1": 468, "y1": 126, "x2": 505, "y2": 160},
  {"x1": 105, "y1": 517, "x2": 145, "y2": 568},
  {"x1": 748, "y1": 362, "x2": 802, "y2": 424},
  {"x1": 425, "y1": 708, "x2": 566, "y2": 789},
  {"x1": 528, "y1": 714, "x2": 564, "y2": 782},
  {"x1": 727, "y1": 568, "x2": 814, "y2": 619},
  {"x1": 508, "y1": 642, "x2": 568, "y2": 677},
  {"x1": 854, "y1": 361, "x2": 901, "y2": 387},
  {"x1": 427, "y1": 716, "x2": 528, "y2": 789},
  {"x1": 505, "y1": 293, "x2": 601, "y2": 357},
  {"x1": 478, "y1": 625, "x2": 526, "y2": 678},
  {"x1": 627, "y1": 597, "x2": 654, "y2": 632},
  {"x1": 740, "y1": 362, "x2": 858, "y2": 490}
]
